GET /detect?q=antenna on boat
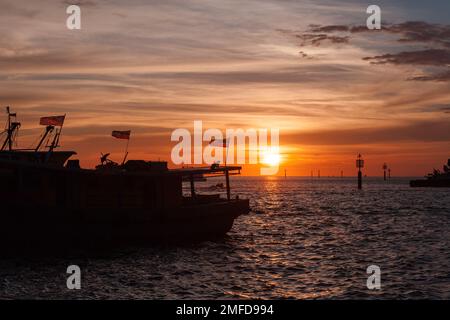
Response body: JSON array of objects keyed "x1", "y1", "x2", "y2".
[{"x1": 1, "y1": 106, "x2": 21, "y2": 151}]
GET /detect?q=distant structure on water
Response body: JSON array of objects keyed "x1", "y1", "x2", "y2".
[
  {"x1": 410, "y1": 158, "x2": 450, "y2": 187},
  {"x1": 356, "y1": 154, "x2": 364, "y2": 189}
]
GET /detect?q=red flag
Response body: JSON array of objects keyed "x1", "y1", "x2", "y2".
[
  {"x1": 40, "y1": 115, "x2": 65, "y2": 126},
  {"x1": 112, "y1": 130, "x2": 131, "y2": 140},
  {"x1": 209, "y1": 138, "x2": 228, "y2": 147}
]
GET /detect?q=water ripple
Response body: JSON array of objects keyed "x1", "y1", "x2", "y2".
[{"x1": 0, "y1": 177, "x2": 449, "y2": 299}]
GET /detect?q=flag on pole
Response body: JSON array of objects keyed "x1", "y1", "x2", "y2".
[
  {"x1": 210, "y1": 138, "x2": 230, "y2": 166},
  {"x1": 209, "y1": 137, "x2": 228, "y2": 147},
  {"x1": 39, "y1": 115, "x2": 65, "y2": 126},
  {"x1": 112, "y1": 130, "x2": 131, "y2": 140}
]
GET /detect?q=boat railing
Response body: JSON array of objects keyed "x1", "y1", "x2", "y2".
[{"x1": 174, "y1": 165, "x2": 242, "y2": 201}]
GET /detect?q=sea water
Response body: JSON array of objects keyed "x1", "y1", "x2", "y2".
[{"x1": 1, "y1": 177, "x2": 449, "y2": 299}]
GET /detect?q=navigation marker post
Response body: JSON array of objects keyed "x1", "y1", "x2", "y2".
[{"x1": 356, "y1": 154, "x2": 364, "y2": 190}]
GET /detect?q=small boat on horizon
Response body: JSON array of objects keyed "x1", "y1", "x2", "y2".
[
  {"x1": 410, "y1": 158, "x2": 450, "y2": 187},
  {"x1": 0, "y1": 107, "x2": 249, "y2": 252}
]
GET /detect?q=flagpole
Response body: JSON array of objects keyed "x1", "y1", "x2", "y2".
[
  {"x1": 224, "y1": 143, "x2": 228, "y2": 167},
  {"x1": 122, "y1": 137, "x2": 130, "y2": 165}
]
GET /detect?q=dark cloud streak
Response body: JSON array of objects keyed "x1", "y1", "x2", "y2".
[
  {"x1": 363, "y1": 49, "x2": 450, "y2": 66},
  {"x1": 294, "y1": 21, "x2": 450, "y2": 82}
]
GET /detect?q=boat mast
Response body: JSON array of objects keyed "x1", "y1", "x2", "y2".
[
  {"x1": 44, "y1": 117, "x2": 65, "y2": 164},
  {"x1": 36, "y1": 114, "x2": 66, "y2": 154},
  {"x1": 1, "y1": 106, "x2": 21, "y2": 151},
  {"x1": 5, "y1": 107, "x2": 10, "y2": 151},
  {"x1": 48, "y1": 126, "x2": 62, "y2": 153},
  {"x1": 35, "y1": 125, "x2": 54, "y2": 152}
]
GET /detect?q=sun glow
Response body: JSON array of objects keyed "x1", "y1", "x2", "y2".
[{"x1": 261, "y1": 151, "x2": 281, "y2": 166}]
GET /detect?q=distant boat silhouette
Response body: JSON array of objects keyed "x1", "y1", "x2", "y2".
[{"x1": 410, "y1": 158, "x2": 450, "y2": 187}]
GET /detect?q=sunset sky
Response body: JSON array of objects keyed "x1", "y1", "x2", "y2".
[{"x1": 1, "y1": 0, "x2": 449, "y2": 176}]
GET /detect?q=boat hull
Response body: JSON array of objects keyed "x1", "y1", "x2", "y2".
[
  {"x1": 0, "y1": 199, "x2": 249, "y2": 251},
  {"x1": 0, "y1": 158, "x2": 250, "y2": 252},
  {"x1": 0, "y1": 150, "x2": 76, "y2": 166}
]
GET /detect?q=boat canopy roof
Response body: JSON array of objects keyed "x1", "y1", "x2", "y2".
[{"x1": 170, "y1": 165, "x2": 242, "y2": 177}]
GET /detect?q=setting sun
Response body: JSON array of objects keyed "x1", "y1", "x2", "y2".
[{"x1": 262, "y1": 151, "x2": 281, "y2": 167}]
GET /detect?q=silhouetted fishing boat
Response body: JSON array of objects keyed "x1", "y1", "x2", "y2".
[
  {"x1": 0, "y1": 107, "x2": 249, "y2": 250},
  {"x1": 410, "y1": 158, "x2": 450, "y2": 187},
  {"x1": 0, "y1": 107, "x2": 75, "y2": 166}
]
